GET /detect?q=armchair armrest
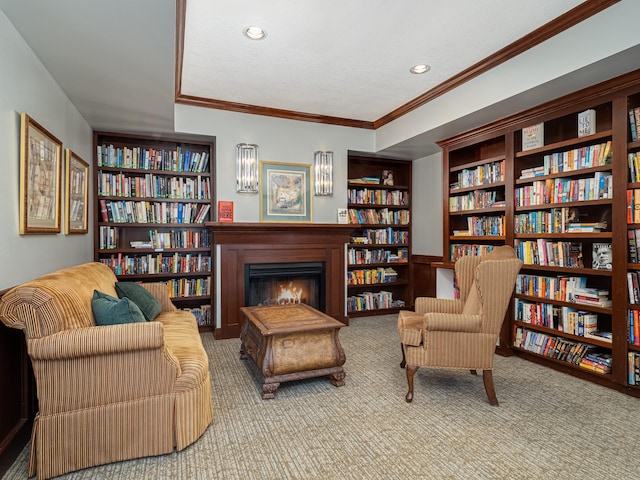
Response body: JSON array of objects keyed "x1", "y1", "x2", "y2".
[
  {"x1": 424, "y1": 312, "x2": 482, "y2": 333},
  {"x1": 415, "y1": 297, "x2": 464, "y2": 314}
]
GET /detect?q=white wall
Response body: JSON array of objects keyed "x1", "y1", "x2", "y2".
[
  {"x1": 174, "y1": 104, "x2": 375, "y2": 223},
  {"x1": 0, "y1": 10, "x2": 94, "y2": 289},
  {"x1": 411, "y1": 152, "x2": 443, "y2": 256}
]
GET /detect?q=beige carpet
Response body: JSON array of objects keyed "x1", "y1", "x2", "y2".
[{"x1": 3, "y1": 314, "x2": 640, "y2": 479}]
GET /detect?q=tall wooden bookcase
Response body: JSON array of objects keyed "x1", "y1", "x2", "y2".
[
  {"x1": 346, "y1": 153, "x2": 412, "y2": 317},
  {"x1": 93, "y1": 131, "x2": 215, "y2": 333},
  {"x1": 438, "y1": 68, "x2": 640, "y2": 397}
]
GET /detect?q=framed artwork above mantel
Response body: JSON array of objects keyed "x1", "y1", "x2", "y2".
[{"x1": 260, "y1": 161, "x2": 312, "y2": 223}]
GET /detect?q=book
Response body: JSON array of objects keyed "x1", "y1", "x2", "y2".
[
  {"x1": 577, "y1": 109, "x2": 596, "y2": 137},
  {"x1": 217, "y1": 201, "x2": 234, "y2": 223},
  {"x1": 337, "y1": 208, "x2": 348, "y2": 224},
  {"x1": 522, "y1": 123, "x2": 544, "y2": 151},
  {"x1": 592, "y1": 243, "x2": 612, "y2": 270}
]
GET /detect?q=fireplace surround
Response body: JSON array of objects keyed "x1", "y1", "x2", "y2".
[{"x1": 208, "y1": 222, "x2": 355, "y2": 339}]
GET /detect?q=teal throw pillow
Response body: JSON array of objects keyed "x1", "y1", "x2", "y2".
[
  {"x1": 91, "y1": 290, "x2": 146, "y2": 326},
  {"x1": 115, "y1": 282, "x2": 162, "y2": 321}
]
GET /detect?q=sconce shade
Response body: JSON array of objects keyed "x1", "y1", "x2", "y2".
[
  {"x1": 236, "y1": 143, "x2": 259, "y2": 193},
  {"x1": 314, "y1": 151, "x2": 333, "y2": 196}
]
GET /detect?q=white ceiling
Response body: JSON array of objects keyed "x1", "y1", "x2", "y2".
[{"x1": 2, "y1": 0, "x2": 632, "y2": 158}]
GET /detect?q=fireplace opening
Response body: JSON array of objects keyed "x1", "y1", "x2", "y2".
[{"x1": 245, "y1": 261, "x2": 326, "y2": 311}]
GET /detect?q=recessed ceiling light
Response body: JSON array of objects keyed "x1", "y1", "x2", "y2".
[
  {"x1": 410, "y1": 64, "x2": 431, "y2": 74},
  {"x1": 243, "y1": 26, "x2": 267, "y2": 40}
]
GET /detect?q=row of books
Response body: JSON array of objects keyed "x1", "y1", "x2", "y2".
[
  {"x1": 346, "y1": 291, "x2": 404, "y2": 312},
  {"x1": 516, "y1": 273, "x2": 587, "y2": 302},
  {"x1": 449, "y1": 244, "x2": 495, "y2": 262},
  {"x1": 628, "y1": 309, "x2": 640, "y2": 345},
  {"x1": 521, "y1": 141, "x2": 612, "y2": 178},
  {"x1": 348, "y1": 177, "x2": 381, "y2": 184},
  {"x1": 514, "y1": 206, "x2": 606, "y2": 234},
  {"x1": 347, "y1": 188, "x2": 409, "y2": 206},
  {"x1": 99, "y1": 253, "x2": 211, "y2": 276},
  {"x1": 626, "y1": 189, "x2": 640, "y2": 224},
  {"x1": 628, "y1": 352, "x2": 640, "y2": 386},
  {"x1": 348, "y1": 208, "x2": 409, "y2": 225},
  {"x1": 145, "y1": 229, "x2": 211, "y2": 250},
  {"x1": 627, "y1": 152, "x2": 640, "y2": 183},
  {"x1": 181, "y1": 305, "x2": 212, "y2": 327},
  {"x1": 514, "y1": 327, "x2": 611, "y2": 373},
  {"x1": 347, "y1": 248, "x2": 408, "y2": 265},
  {"x1": 350, "y1": 228, "x2": 409, "y2": 245},
  {"x1": 514, "y1": 239, "x2": 584, "y2": 268},
  {"x1": 166, "y1": 277, "x2": 210, "y2": 299},
  {"x1": 98, "y1": 172, "x2": 210, "y2": 200},
  {"x1": 514, "y1": 299, "x2": 600, "y2": 336},
  {"x1": 452, "y1": 215, "x2": 504, "y2": 237},
  {"x1": 629, "y1": 107, "x2": 640, "y2": 142},
  {"x1": 627, "y1": 272, "x2": 640, "y2": 304},
  {"x1": 449, "y1": 190, "x2": 503, "y2": 212},
  {"x1": 627, "y1": 229, "x2": 640, "y2": 263},
  {"x1": 100, "y1": 200, "x2": 210, "y2": 224},
  {"x1": 347, "y1": 267, "x2": 398, "y2": 286},
  {"x1": 450, "y1": 160, "x2": 504, "y2": 190},
  {"x1": 97, "y1": 144, "x2": 210, "y2": 173},
  {"x1": 514, "y1": 171, "x2": 612, "y2": 207}
]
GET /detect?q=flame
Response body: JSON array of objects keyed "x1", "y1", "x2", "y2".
[{"x1": 276, "y1": 282, "x2": 303, "y2": 304}]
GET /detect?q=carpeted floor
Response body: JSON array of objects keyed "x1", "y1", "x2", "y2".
[{"x1": 3, "y1": 314, "x2": 640, "y2": 479}]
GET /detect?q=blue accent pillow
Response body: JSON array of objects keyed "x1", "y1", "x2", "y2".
[
  {"x1": 114, "y1": 282, "x2": 162, "y2": 321},
  {"x1": 91, "y1": 290, "x2": 146, "y2": 326}
]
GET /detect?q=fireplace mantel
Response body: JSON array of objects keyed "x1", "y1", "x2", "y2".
[{"x1": 208, "y1": 223, "x2": 355, "y2": 339}]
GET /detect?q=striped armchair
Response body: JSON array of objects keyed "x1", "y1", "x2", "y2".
[
  {"x1": 397, "y1": 246, "x2": 522, "y2": 405},
  {"x1": 0, "y1": 262, "x2": 213, "y2": 480}
]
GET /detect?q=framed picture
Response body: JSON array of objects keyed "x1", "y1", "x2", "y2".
[
  {"x1": 260, "y1": 161, "x2": 312, "y2": 222},
  {"x1": 382, "y1": 169, "x2": 394, "y2": 186},
  {"x1": 65, "y1": 149, "x2": 89, "y2": 234},
  {"x1": 19, "y1": 112, "x2": 63, "y2": 234}
]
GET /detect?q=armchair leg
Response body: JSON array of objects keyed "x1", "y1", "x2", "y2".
[
  {"x1": 470, "y1": 369, "x2": 477, "y2": 375},
  {"x1": 405, "y1": 365, "x2": 419, "y2": 403},
  {"x1": 482, "y1": 370, "x2": 499, "y2": 406},
  {"x1": 400, "y1": 343, "x2": 406, "y2": 369}
]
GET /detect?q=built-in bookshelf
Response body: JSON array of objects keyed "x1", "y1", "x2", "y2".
[
  {"x1": 346, "y1": 154, "x2": 412, "y2": 317},
  {"x1": 93, "y1": 131, "x2": 215, "y2": 332},
  {"x1": 438, "y1": 68, "x2": 640, "y2": 397}
]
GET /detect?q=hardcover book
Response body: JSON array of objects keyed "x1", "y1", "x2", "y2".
[
  {"x1": 592, "y1": 242, "x2": 612, "y2": 270},
  {"x1": 522, "y1": 123, "x2": 544, "y2": 151},
  {"x1": 577, "y1": 109, "x2": 596, "y2": 137},
  {"x1": 217, "y1": 200, "x2": 234, "y2": 223}
]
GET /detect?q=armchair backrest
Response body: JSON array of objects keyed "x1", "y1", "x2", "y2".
[{"x1": 456, "y1": 246, "x2": 522, "y2": 335}]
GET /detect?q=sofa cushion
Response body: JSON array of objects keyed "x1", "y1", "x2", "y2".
[
  {"x1": 91, "y1": 290, "x2": 146, "y2": 325},
  {"x1": 115, "y1": 282, "x2": 162, "y2": 321}
]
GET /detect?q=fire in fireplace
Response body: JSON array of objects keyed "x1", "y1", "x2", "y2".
[{"x1": 245, "y1": 261, "x2": 326, "y2": 310}]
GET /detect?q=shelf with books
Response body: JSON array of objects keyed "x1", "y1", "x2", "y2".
[
  {"x1": 94, "y1": 131, "x2": 215, "y2": 333},
  {"x1": 347, "y1": 153, "x2": 412, "y2": 317},
  {"x1": 439, "y1": 71, "x2": 640, "y2": 396}
]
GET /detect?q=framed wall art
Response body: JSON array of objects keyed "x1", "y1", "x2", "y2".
[
  {"x1": 260, "y1": 161, "x2": 312, "y2": 222},
  {"x1": 19, "y1": 112, "x2": 63, "y2": 234},
  {"x1": 65, "y1": 149, "x2": 89, "y2": 234}
]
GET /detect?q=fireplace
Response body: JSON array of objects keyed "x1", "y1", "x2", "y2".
[
  {"x1": 208, "y1": 223, "x2": 355, "y2": 339},
  {"x1": 245, "y1": 262, "x2": 326, "y2": 310}
]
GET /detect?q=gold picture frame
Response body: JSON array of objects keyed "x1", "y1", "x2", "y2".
[
  {"x1": 19, "y1": 112, "x2": 63, "y2": 234},
  {"x1": 65, "y1": 149, "x2": 89, "y2": 234},
  {"x1": 260, "y1": 161, "x2": 312, "y2": 222}
]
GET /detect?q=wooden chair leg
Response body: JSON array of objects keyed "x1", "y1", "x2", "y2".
[
  {"x1": 470, "y1": 369, "x2": 477, "y2": 375},
  {"x1": 482, "y1": 370, "x2": 499, "y2": 406},
  {"x1": 405, "y1": 365, "x2": 419, "y2": 403},
  {"x1": 400, "y1": 343, "x2": 406, "y2": 368}
]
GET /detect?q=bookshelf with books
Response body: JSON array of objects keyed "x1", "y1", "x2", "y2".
[
  {"x1": 438, "y1": 69, "x2": 640, "y2": 397},
  {"x1": 93, "y1": 131, "x2": 215, "y2": 332},
  {"x1": 346, "y1": 153, "x2": 412, "y2": 317}
]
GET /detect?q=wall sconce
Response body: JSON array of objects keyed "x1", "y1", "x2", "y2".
[
  {"x1": 236, "y1": 143, "x2": 259, "y2": 193},
  {"x1": 314, "y1": 151, "x2": 333, "y2": 196}
]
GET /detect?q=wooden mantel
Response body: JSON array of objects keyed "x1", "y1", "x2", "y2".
[{"x1": 207, "y1": 223, "x2": 355, "y2": 339}]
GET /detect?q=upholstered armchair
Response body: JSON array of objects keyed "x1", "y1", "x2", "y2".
[{"x1": 397, "y1": 246, "x2": 522, "y2": 405}]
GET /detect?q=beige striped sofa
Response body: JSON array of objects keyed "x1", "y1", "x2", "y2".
[{"x1": 0, "y1": 262, "x2": 214, "y2": 480}]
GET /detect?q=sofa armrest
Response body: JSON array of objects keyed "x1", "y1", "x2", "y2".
[
  {"x1": 424, "y1": 312, "x2": 482, "y2": 333},
  {"x1": 27, "y1": 322, "x2": 167, "y2": 360},
  {"x1": 415, "y1": 297, "x2": 464, "y2": 314},
  {"x1": 141, "y1": 282, "x2": 177, "y2": 312}
]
